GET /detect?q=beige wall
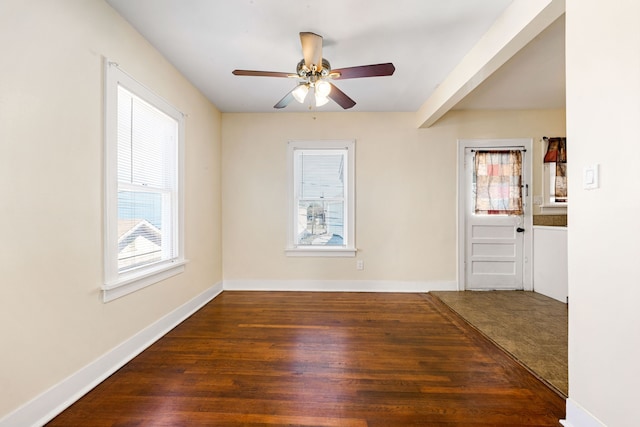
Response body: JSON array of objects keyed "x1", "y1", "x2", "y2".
[
  {"x1": 566, "y1": 0, "x2": 640, "y2": 425},
  {"x1": 0, "y1": 0, "x2": 222, "y2": 419},
  {"x1": 222, "y1": 109, "x2": 565, "y2": 284}
]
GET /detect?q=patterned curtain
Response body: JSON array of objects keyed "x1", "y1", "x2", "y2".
[
  {"x1": 543, "y1": 137, "x2": 567, "y2": 202},
  {"x1": 474, "y1": 150, "x2": 523, "y2": 215}
]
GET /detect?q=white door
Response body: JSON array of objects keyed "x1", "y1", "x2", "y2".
[{"x1": 458, "y1": 139, "x2": 532, "y2": 291}]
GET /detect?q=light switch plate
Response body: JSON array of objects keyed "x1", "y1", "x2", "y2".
[{"x1": 583, "y1": 164, "x2": 599, "y2": 189}]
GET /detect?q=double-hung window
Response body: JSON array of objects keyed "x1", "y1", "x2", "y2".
[
  {"x1": 286, "y1": 140, "x2": 356, "y2": 257},
  {"x1": 103, "y1": 61, "x2": 185, "y2": 302}
]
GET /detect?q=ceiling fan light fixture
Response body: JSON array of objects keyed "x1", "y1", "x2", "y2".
[
  {"x1": 292, "y1": 84, "x2": 309, "y2": 103},
  {"x1": 315, "y1": 80, "x2": 331, "y2": 97},
  {"x1": 232, "y1": 32, "x2": 394, "y2": 110},
  {"x1": 315, "y1": 92, "x2": 330, "y2": 107}
]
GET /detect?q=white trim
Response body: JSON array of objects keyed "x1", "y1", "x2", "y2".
[
  {"x1": 560, "y1": 398, "x2": 607, "y2": 427},
  {"x1": 286, "y1": 139, "x2": 356, "y2": 256},
  {"x1": 102, "y1": 260, "x2": 188, "y2": 302},
  {"x1": 533, "y1": 225, "x2": 567, "y2": 231},
  {"x1": 0, "y1": 283, "x2": 223, "y2": 427},
  {"x1": 284, "y1": 248, "x2": 357, "y2": 257},
  {"x1": 540, "y1": 205, "x2": 568, "y2": 214},
  {"x1": 103, "y1": 58, "x2": 186, "y2": 301},
  {"x1": 223, "y1": 279, "x2": 458, "y2": 293},
  {"x1": 457, "y1": 138, "x2": 534, "y2": 292}
]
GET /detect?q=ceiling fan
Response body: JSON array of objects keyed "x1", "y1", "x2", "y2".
[{"x1": 232, "y1": 32, "x2": 395, "y2": 110}]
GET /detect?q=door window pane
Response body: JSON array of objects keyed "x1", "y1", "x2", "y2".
[{"x1": 474, "y1": 150, "x2": 523, "y2": 215}]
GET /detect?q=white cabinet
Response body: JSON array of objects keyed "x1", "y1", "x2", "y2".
[{"x1": 533, "y1": 226, "x2": 568, "y2": 303}]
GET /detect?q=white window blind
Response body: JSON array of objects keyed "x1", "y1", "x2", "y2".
[{"x1": 117, "y1": 87, "x2": 177, "y2": 188}]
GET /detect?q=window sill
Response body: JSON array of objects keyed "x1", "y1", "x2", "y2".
[
  {"x1": 285, "y1": 247, "x2": 357, "y2": 257},
  {"x1": 540, "y1": 204, "x2": 567, "y2": 214},
  {"x1": 102, "y1": 259, "x2": 188, "y2": 302}
]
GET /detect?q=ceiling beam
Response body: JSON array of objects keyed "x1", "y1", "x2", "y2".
[{"x1": 415, "y1": 0, "x2": 565, "y2": 128}]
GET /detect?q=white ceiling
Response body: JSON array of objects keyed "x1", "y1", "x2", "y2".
[
  {"x1": 453, "y1": 13, "x2": 565, "y2": 111},
  {"x1": 104, "y1": 0, "x2": 565, "y2": 114}
]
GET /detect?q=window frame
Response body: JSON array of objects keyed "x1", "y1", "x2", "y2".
[
  {"x1": 103, "y1": 60, "x2": 186, "y2": 302},
  {"x1": 286, "y1": 140, "x2": 356, "y2": 257}
]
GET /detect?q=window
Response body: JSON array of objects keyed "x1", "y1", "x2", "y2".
[
  {"x1": 103, "y1": 61, "x2": 185, "y2": 302},
  {"x1": 541, "y1": 137, "x2": 567, "y2": 213},
  {"x1": 286, "y1": 140, "x2": 356, "y2": 257},
  {"x1": 473, "y1": 150, "x2": 523, "y2": 215},
  {"x1": 544, "y1": 163, "x2": 567, "y2": 203}
]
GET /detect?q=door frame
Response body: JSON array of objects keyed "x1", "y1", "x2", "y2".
[{"x1": 457, "y1": 138, "x2": 533, "y2": 291}]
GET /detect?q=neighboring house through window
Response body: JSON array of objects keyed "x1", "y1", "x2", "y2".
[
  {"x1": 286, "y1": 140, "x2": 356, "y2": 257},
  {"x1": 103, "y1": 60, "x2": 185, "y2": 302}
]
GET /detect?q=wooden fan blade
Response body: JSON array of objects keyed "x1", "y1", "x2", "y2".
[
  {"x1": 274, "y1": 89, "x2": 295, "y2": 109},
  {"x1": 300, "y1": 32, "x2": 323, "y2": 70},
  {"x1": 232, "y1": 70, "x2": 293, "y2": 78},
  {"x1": 331, "y1": 63, "x2": 395, "y2": 80},
  {"x1": 328, "y1": 83, "x2": 356, "y2": 109}
]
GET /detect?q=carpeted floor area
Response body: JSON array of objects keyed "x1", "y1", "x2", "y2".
[{"x1": 430, "y1": 290, "x2": 568, "y2": 396}]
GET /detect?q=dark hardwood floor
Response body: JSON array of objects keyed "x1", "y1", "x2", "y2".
[{"x1": 47, "y1": 292, "x2": 565, "y2": 426}]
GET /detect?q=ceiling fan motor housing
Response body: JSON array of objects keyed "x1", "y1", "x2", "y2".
[{"x1": 297, "y1": 58, "x2": 331, "y2": 78}]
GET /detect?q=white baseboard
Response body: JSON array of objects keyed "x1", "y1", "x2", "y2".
[
  {"x1": 560, "y1": 398, "x2": 607, "y2": 427},
  {"x1": 0, "y1": 282, "x2": 223, "y2": 427},
  {"x1": 223, "y1": 279, "x2": 458, "y2": 292}
]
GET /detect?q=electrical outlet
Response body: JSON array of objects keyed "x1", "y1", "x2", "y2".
[{"x1": 356, "y1": 260, "x2": 364, "y2": 270}]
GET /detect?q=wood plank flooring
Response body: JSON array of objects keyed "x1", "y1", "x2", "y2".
[{"x1": 47, "y1": 292, "x2": 565, "y2": 426}]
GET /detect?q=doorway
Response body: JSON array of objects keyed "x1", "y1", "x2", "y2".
[{"x1": 458, "y1": 139, "x2": 533, "y2": 291}]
